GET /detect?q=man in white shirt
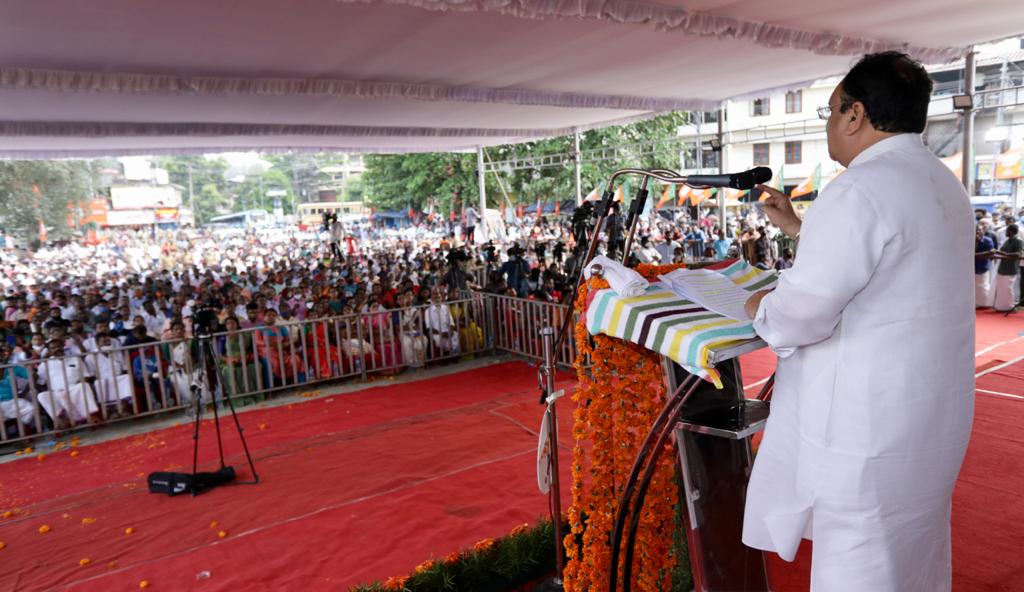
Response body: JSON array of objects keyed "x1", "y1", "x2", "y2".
[
  {"x1": 742, "y1": 52, "x2": 974, "y2": 592},
  {"x1": 424, "y1": 291, "x2": 460, "y2": 356},
  {"x1": 36, "y1": 337, "x2": 99, "y2": 426},
  {"x1": 84, "y1": 332, "x2": 134, "y2": 415},
  {"x1": 464, "y1": 206, "x2": 479, "y2": 244}
]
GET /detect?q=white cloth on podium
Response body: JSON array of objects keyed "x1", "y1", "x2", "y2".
[
  {"x1": 585, "y1": 260, "x2": 776, "y2": 387},
  {"x1": 745, "y1": 134, "x2": 975, "y2": 592},
  {"x1": 584, "y1": 255, "x2": 648, "y2": 297},
  {"x1": 992, "y1": 273, "x2": 1018, "y2": 311}
]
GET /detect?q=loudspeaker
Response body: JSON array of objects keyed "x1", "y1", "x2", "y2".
[{"x1": 148, "y1": 466, "x2": 237, "y2": 496}]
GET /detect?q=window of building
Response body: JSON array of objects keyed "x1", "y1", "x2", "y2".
[
  {"x1": 702, "y1": 149, "x2": 720, "y2": 169},
  {"x1": 785, "y1": 141, "x2": 802, "y2": 164},
  {"x1": 785, "y1": 90, "x2": 802, "y2": 114},
  {"x1": 751, "y1": 98, "x2": 770, "y2": 116},
  {"x1": 753, "y1": 143, "x2": 770, "y2": 165}
]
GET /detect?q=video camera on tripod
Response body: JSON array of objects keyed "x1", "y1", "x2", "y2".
[{"x1": 147, "y1": 305, "x2": 259, "y2": 497}]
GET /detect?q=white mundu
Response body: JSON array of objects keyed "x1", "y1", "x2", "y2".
[
  {"x1": 37, "y1": 353, "x2": 100, "y2": 422},
  {"x1": 85, "y1": 349, "x2": 134, "y2": 404},
  {"x1": 744, "y1": 134, "x2": 975, "y2": 591}
]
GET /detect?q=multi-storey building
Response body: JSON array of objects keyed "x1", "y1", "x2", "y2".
[{"x1": 680, "y1": 38, "x2": 1024, "y2": 207}]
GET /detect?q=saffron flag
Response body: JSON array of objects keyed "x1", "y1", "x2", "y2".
[
  {"x1": 656, "y1": 185, "x2": 673, "y2": 209},
  {"x1": 761, "y1": 165, "x2": 785, "y2": 202},
  {"x1": 723, "y1": 188, "x2": 748, "y2": 201},
  {"x1": 676, "y1": 185, "x2": 692, "y2": 207},
  {"x1": 584, "y1": 187, "x2": 599, "y2": 201},
  {"x1": 554, "y1": 200, "x2": 561, "y2": 216},
  {"x1": 996, "y1": 148, "x2": 1023, "y2": 179},
  {"x1": 791, "y1": 163, "x2": 822, "y2": 198},
  {"x1": 690, "y1": 188, "x2": 716, "y2": 206}
]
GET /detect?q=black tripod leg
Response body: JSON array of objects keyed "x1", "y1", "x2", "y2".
[
  {"x1": 190, "y1": 372, "x2": 204, "y2": 496},
  {"x1": 202, "y1": 338, "x2": 260, "y2": 484}
]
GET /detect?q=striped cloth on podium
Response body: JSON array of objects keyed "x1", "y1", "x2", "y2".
[{"x1": 585, "y1": 260, "x2": 777, "y2": 387}]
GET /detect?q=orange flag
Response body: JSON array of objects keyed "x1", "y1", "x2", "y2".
[
  {"x1": 689, "y1": 188, "x2": 715, "y2": 206},
  {"x1": 676, "y1": 186, "x2": 692, "y2": 207},
  {"x1": 656, "y1": 185, "x2": 673, "y2": 209}
]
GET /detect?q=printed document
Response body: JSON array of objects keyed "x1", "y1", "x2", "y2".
[{"x1": 658, "y1": 268, "x2": 753, "y2": 321}]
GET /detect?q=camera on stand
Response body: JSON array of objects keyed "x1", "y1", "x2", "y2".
[
  {"x1": 482, "y1": 241, "x2": 498, "y2": 264},
  {"x1": 446, "y1": 248, "x2": 470, "y2": 266},
  {"x1": 192, "y1": 307, "x2": 221, "y2": 338}
]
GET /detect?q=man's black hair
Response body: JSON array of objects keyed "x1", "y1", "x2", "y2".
[
  {"x1": 1007, "y1": 224, "x2": 1019, "y2": 237},
  {"x1": 839, "y1": 51, "x2": 933, "y2": 133}
]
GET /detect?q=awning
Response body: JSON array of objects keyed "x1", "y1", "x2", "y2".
[
  {"x1": 0, "y1": 0, "x2": 1020, "y2": 157},
  {"x1": 996, "y1": 148, "x2": 1023, "y2": 179}
]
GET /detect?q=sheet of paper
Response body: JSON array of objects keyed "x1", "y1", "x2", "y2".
[{"x1": 658, "y1": 268, "x2": 754, "y2": 321}]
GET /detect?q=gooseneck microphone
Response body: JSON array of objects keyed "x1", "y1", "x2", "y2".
[{"x1": 684, "y1": 166, "x2": 773, "y2": 190}]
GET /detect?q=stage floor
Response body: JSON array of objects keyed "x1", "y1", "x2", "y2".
[
  {"x1": 0, "y1": 361, "x2": 576, "y2": 591},
  {"x1": 1, "y1": 309, "x2": 1023, "y2": 591}
]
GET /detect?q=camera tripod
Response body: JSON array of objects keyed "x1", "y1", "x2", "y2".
[{"x1": 187, "y1": 332, "x2": 260, "y2": 495}]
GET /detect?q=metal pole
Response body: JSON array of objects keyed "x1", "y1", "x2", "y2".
[
  {"x1": 573, "y1": 130, "x2": 583, "y2": 206},
  {"x1": 539, "y1": 326, "x2": 565, "y2": 585},
  {"x1": 477, "y1": 146, "x2": 488, "y2": 242},
  {"x1": 962, "y1": 48, "x2": 976, "y2": 195},
  {"x1": 717, "y1": 107, "x2": 727, "y2": 238},
  {"x1": 187, "y1": 164, "x2": 195, "y2": 226}
]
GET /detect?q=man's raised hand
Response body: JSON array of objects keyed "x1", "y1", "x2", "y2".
[{"x1": 756, "y1": 185, "x2": 802, "y2": 238}]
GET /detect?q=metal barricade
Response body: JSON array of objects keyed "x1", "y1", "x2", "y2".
[
  {"x1": 486, "y1": 293, "x2": 577, "y2": 367},
  {"x1": 0, "y1": 295, "x2": 526, "y2": 446}
]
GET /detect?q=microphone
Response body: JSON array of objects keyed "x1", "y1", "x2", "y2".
[{"x1": 685, "y1": 167, "x2": 772, "y2": 190}]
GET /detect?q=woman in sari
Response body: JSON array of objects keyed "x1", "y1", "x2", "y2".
[
  {"x1": 218, "y1": 316, "x2": 265, "y2": 399},
  {"x1": 363, "y1": 296, "x2": 401, "y2": 372},
  {"x1": 305, "y1": 300, "x2": 343, "y2": 379},
  {"x1": 253, "y1": 309, "x2": 306, "y2": 387}
]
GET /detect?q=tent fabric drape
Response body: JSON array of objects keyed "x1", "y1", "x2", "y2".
[
  {"x1": 356, "y1": 0, "x2": 966, "y2": 62},
  {"x1": 0, "y1": 0, "x2": 1020, "y2": 156}
]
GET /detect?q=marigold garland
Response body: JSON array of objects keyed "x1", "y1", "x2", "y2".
[{"x1": 563, "y1": 264, "x2": 685, "y2": 592}]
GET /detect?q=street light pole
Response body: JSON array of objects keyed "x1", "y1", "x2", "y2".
[{"x1": 187, "y1": 163, "x2": 195, "y2": 225}]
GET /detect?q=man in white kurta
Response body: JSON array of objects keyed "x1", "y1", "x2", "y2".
[{"x1": 743, "y1": 52, "x2": 975, "y2": 592}]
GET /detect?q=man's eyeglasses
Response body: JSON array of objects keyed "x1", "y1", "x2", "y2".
[{"x1": 816, "y1": 105, "x2": 832, "y2": 121}]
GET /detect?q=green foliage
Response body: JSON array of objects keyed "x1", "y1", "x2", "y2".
[
  {"x1": 157, "y1": 155, "x2": 231, "y2": 224},
  {"x1": 0, "y1": 160, "x2": 95, "y2": 243},
  {"x1": 350, "y1": 520, "x2": 558, "y2": 592},
  {"x1": 363, "y1": 112, "x2": 690, "y2": 213}
]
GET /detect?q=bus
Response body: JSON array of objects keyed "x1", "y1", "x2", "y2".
[
  {"x1": 296, "y1": 201, "x2": 368, "y2": 227},
  {"x1": 206, "y1": 209, "x2": 270, "y2": 229}
]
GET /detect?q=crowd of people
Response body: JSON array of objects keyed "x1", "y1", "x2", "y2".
[
  {"x1": 974, "y1": 208, "x2": 1024, "y2": 311},
  {"x1": 0, "y1": 205, "x2": 799, "y2": 437}
]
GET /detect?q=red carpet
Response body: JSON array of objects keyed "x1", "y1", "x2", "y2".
[
  {"x1": 2, "y1": 309, "x2": 1021, "y2": 591},
  {"x1": 0, "y1": 362, "x2": 575, "y2": 591}
]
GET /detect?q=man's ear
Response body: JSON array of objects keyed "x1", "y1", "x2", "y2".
[{"x1": 845, "y1": 101, "x2": 869, "y2": 135}]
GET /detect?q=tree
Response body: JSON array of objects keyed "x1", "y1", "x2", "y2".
[
  {"x1": 0, "y1": 160, "x2": 95, "y2": 244},
  {"x1": 156, "y1": 155, "x2": 230, "y2": 224},
  {"x1": 195, "y1": 183, "x2": 230, "y2": 222},
  {"x1": 361, "y1": 111, "x2": 690, "y2": 213}
]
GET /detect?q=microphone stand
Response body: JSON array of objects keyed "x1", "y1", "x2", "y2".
[{"x1": 533, "y1": 166, "x2": 757, "y2": 589}]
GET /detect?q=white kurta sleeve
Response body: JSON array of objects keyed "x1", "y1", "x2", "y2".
[{"x1": 754, "y1": 181, "x2": 891, "y2": 356}]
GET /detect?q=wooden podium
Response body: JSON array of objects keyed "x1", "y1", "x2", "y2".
[{"x1": 664, "y1": 338, "x2": 771, "y2": 592}]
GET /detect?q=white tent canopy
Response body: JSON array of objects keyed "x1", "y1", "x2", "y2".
[{"x1": 0, "y1": 0, "x2": 1021, "y2": 157}]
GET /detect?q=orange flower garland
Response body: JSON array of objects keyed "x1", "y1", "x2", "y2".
[{"x1": 562, "y1": 264, "x2": 684, "y2": 592}]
